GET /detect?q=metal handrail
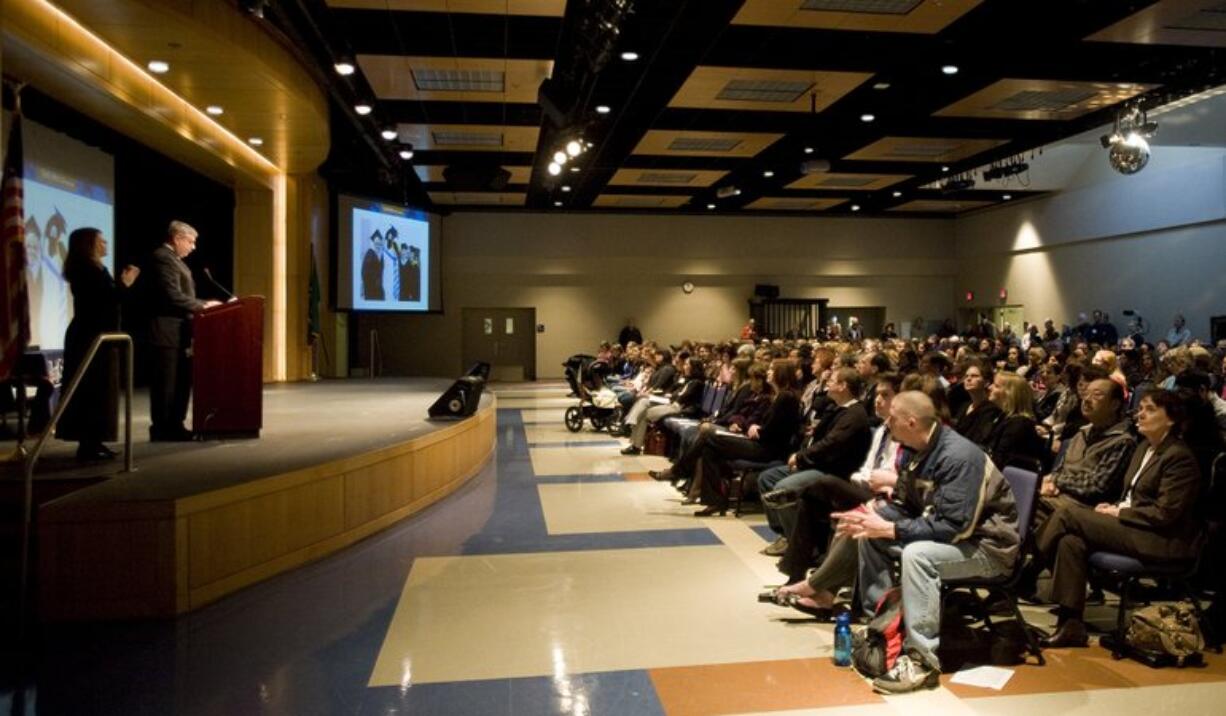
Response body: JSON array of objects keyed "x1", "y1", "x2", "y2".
[{"x1": 18, "y1": 332, "x2": 134, "y2": 637}]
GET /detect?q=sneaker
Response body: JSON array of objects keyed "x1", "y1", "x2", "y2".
[
  {"x1": 620, "y1": 445, "x2": 641, "y2": 456},
  {"x1": 871, "y1": 654, "x2": 940, "y2": 695},
  {"x1": 760, "y1": 536, "x2": 789, "y2": 556}
]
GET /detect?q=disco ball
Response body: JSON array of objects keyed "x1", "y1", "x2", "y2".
[{"x1": 1108, "y1": 133, "x2": 1150, "y2": 175}]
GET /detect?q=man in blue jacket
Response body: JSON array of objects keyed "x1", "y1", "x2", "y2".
[{"x1": 834, "y1": 391, "x2": 1019, "y2": 694}]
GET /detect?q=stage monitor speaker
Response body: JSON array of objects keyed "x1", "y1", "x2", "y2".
[
  {"x1": 428, "y1": 376, "x2": 485, "y2": 419},
  {"x1": 754, "y1": 284, "x2": 780, "y2": 299},
  {"x1": 466, "y1": 361, "x2": 491, "y2": 380}
]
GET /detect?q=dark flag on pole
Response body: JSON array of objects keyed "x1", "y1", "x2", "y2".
[
  {"x1": 0, "y1": 101, "x2": 31, "y2": 381},
  {"x1": 308, "y1": 242, "x2": 321, "y2": 344}
]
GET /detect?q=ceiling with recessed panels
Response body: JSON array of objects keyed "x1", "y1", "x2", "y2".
[{"x1": 301, "y1": 0, "x2": 1226, "y2": 216}]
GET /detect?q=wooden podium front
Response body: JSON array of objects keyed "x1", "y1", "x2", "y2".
[{"x1": 192, "y1": 296, "x2": 264, "y2": 438}]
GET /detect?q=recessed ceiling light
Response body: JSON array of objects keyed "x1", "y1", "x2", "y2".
[
  {"x1": 763, "y1": 170, "x2": 774, "y2": 178},
  {"x1": 147, "y1": 60, "x2": 170, "y2": 74},
  {"x1": 561, "y1": 185, "x2": 572, "y2": 192},
  {"x1": 804, "y1": 146, "x2": 815, "y2": 154},
  {"x1": 851, "y1": 204, "x2": 861, "y2": 212},
  {"x1": 620, "y1": 51, "x2": 639, "y2": 61},
  {"x1": 942, "y1": 65, "x2": 959, "y2": 75},
  {"x1": 873, "y1": 82, "x2": 890, "y2": 90},
  {"x1": 566, "y1": 140, "x2": 582, "y2": 157},
  {"x1": 381, "y1": 129, "x2": 398, "y2": 141},
  {"x1": 548, "y1": 162, "x2": 561, "y2": 176},
  {"x1": 892, "y1": 191, "x2": 902, "y2": 198},
  {"x1": 1002, "y1": 194, "x2": 1012, "y2": 200},
  {"x1": 354, "y1": 104, "x2": 372, "y2": 115},
  {"x1": 941, "y1": 165, "x2": 950, "y2": 172},
  {"x1": 399, "y1": 149, "x2": 414, "y2": 160},
  {"x1": 707, "y1": 203, "x2": 716, "y2": 210},
  {"x1": 335, "y1": 62, "x2": 356, "y2": 76},
  {"x1": 570, "y1": 166, "x2": 581, "y2": 173},
  {"x1": 595, "y1": 105, "x2": 611, "y2": 114},
  {"x1": 205, "y1": 105, "x2": 224, "y2": 116},
  {"x1": 553, "y1": 151, "x2": 568, "y2": 165},
  {"x1": 554, "y1": 201, "x2": 563, "y2": 207},
  {"x1": 860, "y1": 113, "x2": 875, "y2": 123},
  {"x1": 247, "y1": 137, "x2": 263, "y2": 146}
]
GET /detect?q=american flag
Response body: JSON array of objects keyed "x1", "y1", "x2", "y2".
[{"x1": 0, "y1": 107, "x2": 31, "y2": 381}]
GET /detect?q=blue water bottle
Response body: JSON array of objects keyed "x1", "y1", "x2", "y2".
[{"x1": 833, "y1": 611, "x2": 852, "y2": 667}]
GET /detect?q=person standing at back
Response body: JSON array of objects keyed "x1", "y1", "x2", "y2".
[{"x1": 147, "y1": 221, "x2": 220, "y2": 441}]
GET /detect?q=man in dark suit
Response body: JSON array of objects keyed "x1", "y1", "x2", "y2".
[
  {"x1": 361, "y1": 230, "x2": 385, "y2": 300},
  {"x1": 147, "y1": 221, "x2": 220, "y2": 441}
]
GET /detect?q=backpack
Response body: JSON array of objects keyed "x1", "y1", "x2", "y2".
[
  {"x1": 851, "y1": 587, "x2": 905, "y2": 678},
  {"x1": 1126, "y1": 602, "x2": 1205, "y2": 666}
]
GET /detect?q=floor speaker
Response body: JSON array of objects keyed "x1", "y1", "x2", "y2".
[{"x1": 428, "y1": 376, "x2": 485, "y2": 419}]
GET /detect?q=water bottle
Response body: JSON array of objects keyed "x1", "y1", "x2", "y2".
[{"x1": 833, "y1": 611, "x2": 852, "y2": 667}]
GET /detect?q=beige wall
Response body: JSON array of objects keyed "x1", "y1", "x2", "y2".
[
  {"x1": 955, "y1": 149, "x2": 1226, "y2": 340},
  {"x1": 356, "y1": 212, "x2": 958, "y2": 379}
]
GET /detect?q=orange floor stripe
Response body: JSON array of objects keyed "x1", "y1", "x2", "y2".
[{"x1": 649, "y1": 658, "x2": 881, "y2": 716}]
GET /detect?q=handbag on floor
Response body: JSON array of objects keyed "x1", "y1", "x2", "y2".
[
  {"x1": 644, "y1": 425, "x2": 671, "y2": 456},
  {"x1": 1125, "y1": 602, "x2": 1205, "y2": 667}
]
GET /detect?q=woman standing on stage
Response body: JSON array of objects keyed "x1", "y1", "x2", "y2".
[{"x1": 57, "y1": 227, "x2": 139, "y2": 460}]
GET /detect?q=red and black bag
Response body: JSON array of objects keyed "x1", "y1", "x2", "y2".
[
  {"x1": 644, "y1": 425, "x2": 671, "y2": 456},
  {"x1": 851, "y1": 587, "x2": 905, "y2": 678}
]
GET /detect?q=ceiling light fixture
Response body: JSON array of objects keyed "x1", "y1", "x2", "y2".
[
  {"x1": 596, "y1": 105, "x2": 611, "y2": 114},
  {"x1": 860, "y1": 113, "x2": 875, "y2": 123},
  {"x1": 553, "y1": 150, "x2": 568, "y2": 165},
  {"x1": 873, "y1": 82, "x2": 890, "y2": 90},
  {"x1": 247, "y1": 137, "x2": 264, "y2": 146},
  {"x1": 620, "y1": 51, "x2": 639, "y2": 61},
  {"x1": 554, "y1": 201, "x2": 563, "y2": 207},
  {"x1": 892, "y1": 191, "x2": 902, "y2": 198},
  {"x1": 803, "y1": 146, "x2": 814, "y2": 154},
  {"x1": 381, "y1": 129, "x2": 398, "y2": 141},
  {"x1": 941, "y1": 65, "x2": 959, "y2": 75},
  {"x1": 206, "y1": 105, "x2": 224, "y2": 116},
  {"x1": 851, "y1": 204, "x2": 861, "y2": 212},
  {"x1": 147, "y1": 60, "x2": 170, "y2": 74},
  {"x1": 1102, "y1": 103, "x2": 1157, "y2": 175},
  {"x1": 566, "y1": 140, "x2": 583, "y2": 157},
  {"x1": 1002, "y1": 194, "x2": 1012, "y2": 200},
  {"x1": 354, "y1": 104, "x2": 372, "y2": 115},
  {"x1": 335, "y1": 61, "x2": 356, "y2": 76},
  {"x1": 570, "y1": 166, "x2": 581, "y2": 173},
  {"x1": 562, "y1": 185, "x2": 572, "y2": 192},
  {"x1": 706, "y1": 203, "x2": 716, "y2": 210},
  {"x1": 763, "y1": 170, "x2": 774, "y2": 178},
  {"x1": 941, "y1": 165, "x2": 950, "y2": 172},
  {"x1": 399, "y1": 147, "x2": 414, "y2": 160},
  {"x1": 548, "y1": 162, "x2": 562, "y2": 176}
]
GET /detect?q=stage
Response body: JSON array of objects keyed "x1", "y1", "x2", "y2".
[{"x1": 16, "y1": 378, "x2": 497, "y2": 621}]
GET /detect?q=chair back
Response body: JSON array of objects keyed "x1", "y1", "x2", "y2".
[
  {"x1": 700, "y1": 381, "x2": 717, "y2": 415},
  {"x1": 711, "y1": 384, "x2": 729, "y2": 414},
  {"x1": 1001, "y1": 466, "x2": 1041, "y2": 545}
]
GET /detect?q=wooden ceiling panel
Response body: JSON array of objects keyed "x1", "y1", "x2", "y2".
[
  {"x1": 890, "y1": 199, "x2": 993, "y2": 213},
  {"x1": 785, "y1": 172, "x2": 910, "y2": 190},
  {"x1": 844, "y1": 136, "x2": 1010, "y2": 163},
  {"x1": 429, "y1": 192, "x2": 527, "y2": 205},
  {"x1": 396, "y1": 124, "x2": 540, "y2": 151},
  {"x1": 746, "y1": 197, "x2": 848, "y2": 211},
  {"x1": 935, "y1": 79, "x2": 1158, "y2": 120},
  {"x1": 358, "y1": 56, "x2": 552, "y2": 103},
  {"x1": 607, "y1": 168, "x2": 729, "y2": 188},
  {"x1": 327, "y1": 0, "x2": 565, "y2": 16},
  {"x1": 592, "y1": 194, "x2": 692, "y2": 209},
  {"x1": 732, "y1": 0, "x2": 983, "y2": 34},
  {"x1": 632, "y1": 130, "x2": 784, "y2": 158},
  {"x1": 1085, "y1": 1, "x2": 1226, "y2": 48},
  {"x1": 669, "y1": 66, "x2": 873, "y2": 113},
  {"x1": 415, "y1": 165, "x2": 532, "y2": 183}
]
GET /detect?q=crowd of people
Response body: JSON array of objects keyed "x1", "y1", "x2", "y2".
[{"x1": 582, "y1": 314, "x2": 1225, "y2": 694}]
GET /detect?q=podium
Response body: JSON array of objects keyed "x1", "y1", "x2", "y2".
[{"x1": 192, "y1": 296, "x2": 264, "y2": 438}]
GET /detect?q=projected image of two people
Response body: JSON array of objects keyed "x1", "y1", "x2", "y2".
[{"x1": 360, "y1": 222, "x2": 421, "y2": 304}]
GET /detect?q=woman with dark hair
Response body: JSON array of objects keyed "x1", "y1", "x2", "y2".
[
  {"x1": 694, "y1": 358, "x2": 803, "y2": 516},
  {"x1": 1037, "y1": 389, "x2": 1204, "y2": 647},
  {"x1": 952, "y1": 359, "x2": 1001, "y2": 445},
  {"x1": 56, "y1": 228, "x2": 139, "y2": 459}
]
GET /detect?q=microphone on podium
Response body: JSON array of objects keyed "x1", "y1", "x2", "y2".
[{"x1": 203, "y1": 267, "x2": 238, "y2": 302}]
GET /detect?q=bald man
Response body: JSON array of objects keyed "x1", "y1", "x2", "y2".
[{"x1": 833, "y1": 391, "x2": 1019, "y2": 694}]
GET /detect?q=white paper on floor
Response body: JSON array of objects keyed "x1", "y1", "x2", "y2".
[{"x1": 949, "y1": 665, "x2": 1015, "y2": 690}]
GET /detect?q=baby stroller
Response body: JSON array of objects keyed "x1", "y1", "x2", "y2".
[{"x1": 562, "y1": 354, "x2": 621, "y2": 433}]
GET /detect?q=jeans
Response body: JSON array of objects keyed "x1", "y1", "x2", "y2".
[
  {"x1": 858, "y1": 538, "x2": 1005, "y2": 671},
  {"x1": 757, "y1": 466, "x2": 828, "y2": 537}
]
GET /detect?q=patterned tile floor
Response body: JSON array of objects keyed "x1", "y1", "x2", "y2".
[{"x1": 6, "y1": 382, "x2": 1225, "y2": 715}]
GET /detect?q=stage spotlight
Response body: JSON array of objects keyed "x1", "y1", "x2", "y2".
[{"x1": 548, "y1": 162, "x2": 562, "y2": 176}]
